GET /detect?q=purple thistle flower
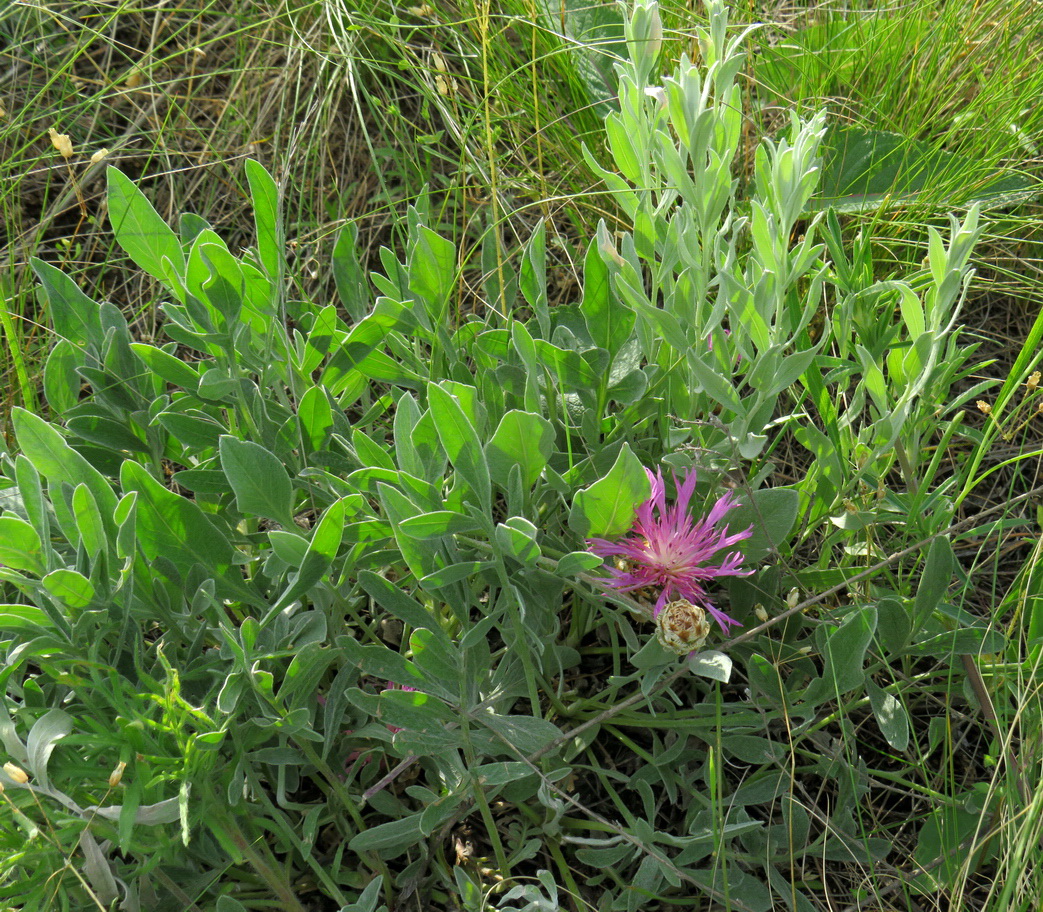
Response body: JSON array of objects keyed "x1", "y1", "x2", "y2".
[{"x1": 587, "y1": 467, "x2": 753, "y2": 633}]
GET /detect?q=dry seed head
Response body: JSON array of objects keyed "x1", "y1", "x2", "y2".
[
  {"x1": 90, "y1": 148, "x2": 109, "y2": 165},
  {"x1": 977, "y1": 400, "x2": 991, "y2": 415},
  {"x1": 1028, "y1": 371, "x2": 1041, "y2": 392},
  {"x1": 655, "y1": 599, "x2": 711, "y2": 654},
  {"x1": 3, "y1": 762, "x2": 28, "y2": 784},
  {"x1": 48, "y1": 128, "x2": 73, "y2": 159},
  {"x1": 108, "y1": 761, "x2": 127, "y2": 788}
]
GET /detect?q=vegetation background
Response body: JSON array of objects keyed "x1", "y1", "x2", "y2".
[{"x1": 1, "y1": 0, "x2": 1042, "y2": 910}]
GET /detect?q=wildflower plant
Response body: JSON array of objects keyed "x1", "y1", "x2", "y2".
[{"x1": 0, "y1": 0, "x2": 1012, "y2": 909}]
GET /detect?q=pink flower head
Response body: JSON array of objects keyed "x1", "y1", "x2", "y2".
[{"x1": 587, "y1": 467, "x2": 753, "y2": 633}]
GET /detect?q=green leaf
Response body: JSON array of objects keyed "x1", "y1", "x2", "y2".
[
  {"x1": 107, "y1": 167, "x2": 185, "y2": 287},
  {"x1": 537, "y1": 0, "x2": 627, "y2": 117},
  {"x1": 409, "y1": 628, "x2": 460, "y2": 696},
  {"x1": 357, "y1": 570, "x2": 452, "y2": 647},
  {"x1": 409, "y1": 225, "x2": 456, "y2": 324},
  {"x1": 269, "y1": 496, "x2": 346, "y2": 614},
  {"x1": 129, "y1": 343, "x2": 201, "y2": 390},
  {"x1": 485, "y1": 410, "x2": 554, "y2": 489},
  {"x1": 42, "y1": 568, "x2": 95, "y2": 609},
  {"x1": 427, "y1": 382, "x2": 491, "y2": 511},
  {"x1": 245, "y1": 159, "x2": 283, "y2": 280},
  {"x1": 556, "y1": 551, "x2": 604, "y2": 577},
  {"x1": 867, "y1": 679, "x2": 909, "y2": 751},
  {"x1": 907, "y1": 627, "x2": 1005, "y2": 658},
  {"x1": 43, "y1": 339, "x2": 82, "y2": 416},
  {"x1": 332, "y1": 223, "x2": 368, "y2": 322},
  {"x1": 478, "y1": 712, "x2": 563, "y2": 756},
  {"x1": 397, "y1": 510, "x2": 482, "y2": 540},
  {"x1": 219, "y1": 436, "x2": 294, "y2": 526},
  {"x1": 0, "y1": 517, "x2": 45, "y2": 575},
  {"x1": 118, "y1": 461, "x2": 253, "y2": 604},
  {"x1": 0, "y1": 604, "x2": 53, "y2": 635},
  {"x1": 13, "y1": 407, "x2": 118, "y2": 538},
  {"x1": 72, "y1": 483, "x2": 107, "y2": 559},
  {"x1": 813, "y1": 125, "x2": 1039, "y2": 214},
  {"x1": 156, "y1": 408, "x2": 226, "y2": 451},
  {"x1": 804, "y1": 605, "x2": 877, "y2": 704},
  {"x1": 581, "y1": 235, "x2": 633, "y2": 355},
  {"x1": 913, "y1": 535, "x2": 954, "y2": 627},
  {"x1": 568, "y1": 443, "x2": 649, "y2": 538},
  {"x1": 494, "y1": 517, "x2": 541, "y2": 565},
  {"x1": 347, "y1": 812, "x2": 426, "y2": 856},
  {"x1": 25, "y1": 709, "x2": 73, "y2": 791},
  {"x1": 723, "y1": 488, "x2": 799, "y2": 562},
  {"x1": 297, "y1": 386, "x2": 334, "y2": 454},
  {"x1": 32, "y1": 258, "x2": 105, "y2": 354}
]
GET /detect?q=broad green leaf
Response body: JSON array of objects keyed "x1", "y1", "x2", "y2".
[
  {"x1": 13, "y1": 407, "x2": 118, "y2": 538},
  {"x1": 687, "y1": 650, "x2": 733, "y2": 683},
  {"x1": 723, "y1": 488, "x2": 799, "y2": 562},
  {"x1": 245, "y1": 159, "x2": 283, "y2": 281},
  {"x1": 804, "y1": 605, "x2": 877, "y2": 705},
  {"x1": 536, "y1": 0, "x2": 627, "y2": 117},
  {"x1": 31, "y1": 258, "x2": 105, "y2": 353},
  {"x1": 494, "y1": 517, "x2": 541, "y2": 565},
  {"x1": 0, "y1": 517, "x2": 45, "y2": 575},
  {"x1": 427, "y1": 383, "x2": 491, "y2": 511},
  {"x1": 195, "y1": 239, "x2": 245, "y2": 324},
  {"x1": 297, "y1": 386, "x2": 334, "y2": 454},
  {"x1": 346, "y1": 812, "x2": 427, "y2": 856},
  {"x1": 867, "y1": 679, "x2": 909, "y2": 750},
  {"x1": 118, "y1": 461, "x2": 253, "y2": 604},
  {"x1": 43, "y1": 339, "x2": 82, "y2": 416},
  {"x1": 397, "y1": 510, "x2": 482, "y2": 540},
  {"x1": 71, "y1": 483, "x2": 106, "y2": 559},
  {"x1": 581, "y1": 235, "x2": 633, "y2": 355},
  {"x1": 42, "y1": 568, "x2": 95, "y2": 609},
  {"x1": 269, "y1": 496, "x2": 346, "y2": 614},
  {"x1": 478, "y1": 712, "x2": 563, "y2": 756},
  {"x1": 0, "y1": 605, "x2": 53, "y2": 635},
  {"x1": 219, "y1": 436, "x2": 294, "y2": 526},
  {"x1": 267, "y1": 530, "x2": 310, "y2": 567},
  {"x1": 568, "y1": 443, "x2": 649, "y2": 538},
  {"x1": 486, "y1": 410, "x2": 554, "y2": 489},
  {"x1": 555, "y1": 551, "x2": 604, "y2": 577},
  {"x1": 356, "y1": 570, "x2": 452, "y2": 648},
  {"x1": 907, "y1": 627, "x2": 1005, "y2": 657},
  {"x1": 107, "y1": 167, "x2": 185, "y2": 286},
  {"x1": 65, "y1": 411, "x2": 150, "y2": 456},
  {"x1": 408, "y1": 225, "x2": 456, "y2": 324},
  {"x1": 813, "y1": 126, "x2": 1038, "y2": 214},
  {"x1": 332, "y1": 222, "x2": 368, "y2": 322},
  {"x1": 129, "y1": 343, "x2": 201, "y2": 390},
  {"x1": 913, "y1": 535, "x2": 954, "y2": 627},
  {"x1": 156, "y1": 408, "x2": 226, "y2": 451},
  {"x1": 409, "y1": 628, "x2": 460, "y2": 696}
]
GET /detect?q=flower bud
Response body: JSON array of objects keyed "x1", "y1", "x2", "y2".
[{"x1": 656, "y1": 599, "x2": 711, "y2": 654}]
